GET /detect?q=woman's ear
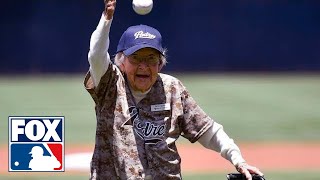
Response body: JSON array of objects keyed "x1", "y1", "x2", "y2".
[
  {"x1": 119, "y1": 63, "x2": 125, "y2": 72},
  {"x1": 158, "y1": 63, "x2": 163, "y2": 72}
]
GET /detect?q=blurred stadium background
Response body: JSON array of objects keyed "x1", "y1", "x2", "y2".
[{"x1": 1, "y1": 0, "x2": 320, "y2": 179}]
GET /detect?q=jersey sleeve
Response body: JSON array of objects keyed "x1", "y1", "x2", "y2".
[
  {"x1": 178, "y1": 81, "x2": 214, "y2": 143},
  {"x1": 84, "y1": 64, "x2": 122, "y2": 106}
]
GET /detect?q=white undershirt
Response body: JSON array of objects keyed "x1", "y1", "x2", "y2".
[
  {"x1": 88, "y1": 13, "x2": 246, "y2": 166},
  {"x1": 131, "y1": 88, "x2": 151, "y2": 104}
]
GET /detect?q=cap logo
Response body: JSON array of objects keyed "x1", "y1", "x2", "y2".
[{"x1": 134, "y1": 31, "x2": 156, "y2": 39}]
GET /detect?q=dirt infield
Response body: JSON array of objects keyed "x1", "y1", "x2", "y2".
[
  {"x1": 177, "y1": 142, "x2": 320, "y2": 172},
  {"x1": 2, "y1": 142, "x2": 320, "y2": 174}
]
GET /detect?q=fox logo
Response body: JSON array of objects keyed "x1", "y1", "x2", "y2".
[{"x1": 8, "y1": 116, "x2": 64, "y2": 172}]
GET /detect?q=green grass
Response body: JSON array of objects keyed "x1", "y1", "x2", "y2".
[
  {"x1": 1, "y1": 73, "x2": 320, "y2": 144},
  {"x1": 1, "y1": 171, "x2": 320, "y2": 180},
  {"x1": 177, "y1": 73, "x2": 320, "y2": 142},
  {"x1": 183, "y1": 171, "x2": 320, "y2": 180},
  {"x1": 0, "y1": 75, "x2": 96, "y2": 144}
]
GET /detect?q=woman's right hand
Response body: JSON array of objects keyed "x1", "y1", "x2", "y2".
[{"x1": 104, "y1": 0, "x2": 116, "y2": 20}]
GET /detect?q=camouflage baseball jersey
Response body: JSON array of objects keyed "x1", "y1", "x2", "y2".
[{"x1": 84, "y1": 63, "x2": 214, "y2": 180}]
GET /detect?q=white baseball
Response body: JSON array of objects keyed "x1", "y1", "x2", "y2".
[{"x1": 132, "y1": 0, "x2": 153, "y2": 15}]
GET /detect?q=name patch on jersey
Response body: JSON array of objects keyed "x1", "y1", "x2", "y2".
[
  {"x1": 151, "y1": 103, "x2": 170, "y2": 112},
  {"x1": 8, "y1": 116, "x2": 64, "y2": 172}
]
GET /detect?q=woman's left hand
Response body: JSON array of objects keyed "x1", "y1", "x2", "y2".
[{"x1": 236, "y1": 162, "x2": 264, "y2": 180}]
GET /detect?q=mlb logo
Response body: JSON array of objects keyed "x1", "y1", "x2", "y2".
[{"x1": 8, "y1": 116, "x2": 64, "y2": 172}]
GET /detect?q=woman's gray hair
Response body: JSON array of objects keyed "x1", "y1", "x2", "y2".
[{"x1": 114, "y1": 48, "x2": 168, "y2": 68}]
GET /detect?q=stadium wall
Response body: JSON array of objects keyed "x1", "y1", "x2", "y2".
[{"x1": 1, "y1": 1, "x2": 320, "y2": 73}]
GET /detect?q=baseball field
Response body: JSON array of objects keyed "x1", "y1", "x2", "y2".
[{"x1": 1, "y1": 73, "x2": 319, "y2": 179}]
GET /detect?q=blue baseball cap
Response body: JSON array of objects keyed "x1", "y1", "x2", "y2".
[{"x1": 116, "y1": 24, "x2": 164, "y2": 56}]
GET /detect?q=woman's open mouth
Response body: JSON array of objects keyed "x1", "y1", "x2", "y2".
[{"x1": 136, "y1": 74, "x2": 150, "y2": 79}]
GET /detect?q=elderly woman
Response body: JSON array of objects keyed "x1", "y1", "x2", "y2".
[{"x1": 84, "y1": 0, "x2": 263, "y2": 179}]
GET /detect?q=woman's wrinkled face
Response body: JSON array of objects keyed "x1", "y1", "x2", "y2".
[{"x1": 121, "y1": 48, "x2": 161, "y2": 93}]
